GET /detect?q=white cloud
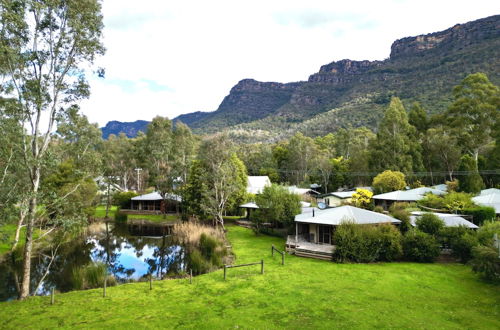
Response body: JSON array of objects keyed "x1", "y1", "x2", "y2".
[{"x1": 80, "y1": 0, "x2": 500, "y2": 126}]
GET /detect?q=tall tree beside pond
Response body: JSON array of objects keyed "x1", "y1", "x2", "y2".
[
  {"x1": 172, "y1": 122, "x2": 197, "y2": 184},
  {"x1": 0, "y1": 0, "x2": 104, "y2": 299},
  {"x1": 445, "y1": 73, "x2": 500, "y2": 162},
  {"x1": 369, "y1": 97, "x2": 423, "y2": 174},
  {"x1": 195, "y1": 134, "x2": 247, "y2": 228},
  {"x1": 103, "y1": 133, "x2": 139, "y2": 191}
]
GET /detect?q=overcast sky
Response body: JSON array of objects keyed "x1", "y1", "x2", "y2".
[{"x1": 80, "y1": 0, "x2": 499, "y2": 126}]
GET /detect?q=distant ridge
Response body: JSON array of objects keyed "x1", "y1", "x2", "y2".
[
  {"x1": 102, "y1": 15, "x2": 500, "y2": 141},
  {"x1": 101, "y1": 120, "x2": 149, "y2": 139}
]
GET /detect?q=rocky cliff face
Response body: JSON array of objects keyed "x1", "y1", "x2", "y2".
[
  {"x1": 390, "y1": 15, "x2": 500, "y2": 59},
  {"x1": 101, "y1": 120, "x2": 149, "y2": 139}
]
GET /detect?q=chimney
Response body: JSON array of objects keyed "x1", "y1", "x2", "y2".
[{"x1": 313, "y1": 209, "x2": 315, "y2": 217}]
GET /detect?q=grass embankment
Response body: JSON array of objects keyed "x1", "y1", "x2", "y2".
[
  {"x1": 0, "y1": 225, "x2": 44, "y2": 258},
  {"x1": 94, "y1": 206, "x2": 179, "y2": 223},
  {"x1": 1, "y1": 226, "x2": 499, "y2": 329}
]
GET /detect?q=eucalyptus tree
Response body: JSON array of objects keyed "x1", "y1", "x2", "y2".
[
  {"x1": 0, "y1": 0, "x2": 104, "y2": 299},
  {"x1": 445, "y1": 73, "x2": 500, "y2": 162},
  {"x1": 194, "y1": 133, "x2": 247, "y2": 228},
  {"x1": 369, "y1": 97, "x2": 423, "y2": 174}
]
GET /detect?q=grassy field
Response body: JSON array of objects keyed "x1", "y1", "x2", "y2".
[
  {"x1": 94, "y1": 205, "x2": 179, "y2": 223},
  {"x1": 1, "y1": 225, "x2": 499, "y2": 329}
]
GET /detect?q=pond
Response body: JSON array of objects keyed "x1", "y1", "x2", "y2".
[{"x1": 0, "y1": 221, "x2": 186, "y2": 302}]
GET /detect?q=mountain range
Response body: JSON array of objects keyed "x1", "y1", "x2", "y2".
[{"x1": 102, "y1": 15, "x2": 500, "y2": 142}]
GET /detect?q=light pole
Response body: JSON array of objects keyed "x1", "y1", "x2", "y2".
[{"x1": 135, "y1": 168, "x2": 142, "y2": 192}]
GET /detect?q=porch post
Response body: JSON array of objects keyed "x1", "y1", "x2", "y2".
[{"x1": 295, "y1": 222, "x2": 298, "y2": 243}]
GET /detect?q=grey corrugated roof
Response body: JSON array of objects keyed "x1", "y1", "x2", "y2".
[
  {"x1": 240, "y1": 202, "x2": 259, "y2": 209},
  {"x1": 432, "y1": 184, "x2": 448, "y2": 192},
  {"x1": 480, "y1": 188, "x2": 500, "y2": 196},
  {"x1": 295, "y1": 205, "x2": 400, "y2": 226},
  {"x1": 131, "y1": 192, "x2": 182, "y2": 202},
  {"x1": 410, "y1": 212, "x2": 478, "y2": 229},
  {"x1": 331, "y1": 191, "x2": 356, "y2": 199},
  {"x1": 373, "y1": 187, "x2": 445, "y2": 201},
  {"x1": 472, "y1": 193, "x2": 500, "y2": 214}
]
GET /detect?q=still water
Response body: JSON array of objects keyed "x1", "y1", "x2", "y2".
[{"x1": 0, "y1": 222, "x2": 186, "y2": 301}]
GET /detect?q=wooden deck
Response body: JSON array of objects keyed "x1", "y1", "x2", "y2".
[{"x1": 286, "y1": 236, "x2": 334, "y2": 260}]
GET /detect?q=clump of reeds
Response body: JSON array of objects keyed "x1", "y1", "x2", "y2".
[{"x1": 172, "y1": 221, "x2": 224, "y2": 247}]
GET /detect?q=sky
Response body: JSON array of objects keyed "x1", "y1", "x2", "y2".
[{"x1": 80, "y1": 0, "x2": 499, "y2": 127}]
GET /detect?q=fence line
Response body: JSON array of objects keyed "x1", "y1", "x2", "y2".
[
  {"x1": 223, "y1": 260, "x2": 264, "y2": 280},
  {"x1": 271, "y1": 244, "x2": 285, "y2": 265}
]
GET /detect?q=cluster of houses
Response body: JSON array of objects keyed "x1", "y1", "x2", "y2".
[
  {"x1": 101, "y1": 173, "x2": 499, "y2": 260},
  {"x1": 241, "y1": 176, "x2": 499, "y2": 259}
]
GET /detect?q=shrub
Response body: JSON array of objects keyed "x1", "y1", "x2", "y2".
[
  {"x1": 419, "y1": 194, "x2": 446, "y2": 210},
  {"x1": 112, "y1": 191, "x2": 138, "y2": 208},
  {"x1": 390, "y1": 208, "x2": 412, "y2": 234},
  {"x1": 114, "y1": 210, "x2": 128, "y2": 222},
  {"x1": 403, "y1": 230, "x2": 440, "y2": 262},
  {"x1": 373, "y1": 206, "x2": 385, "y2": 213},
  {"x1": 415, "y1": 213, "x2": 444, "y2": 236},
  {"x1": 476, "y1": 221, "x2": 500, "y2": 246},
  {"x1": 333, "y1": 222, "x2": 402, "y2": 263},
  {"x1": 442, "y1": 192, "x2": 475, "y2": 212},
  {"x1": 462, "y1": 207, "x2": 496, "y2": 226},
  {"x1": 389, "y1": 202, "x2": 409, "y2": 213},
  {"x1": 372, "y1": 170, "x2": 406, "y2": 194},
  {"x1": 470, "y1": 245, "x2": 500, "y2": 281},
  {"x1": 377, "y1": 224, "x2": 403, "y2": 261},
  {"x1": 449, "y1": 231, "x2": 479, "y2": 263},
  {"x1": 351, "y1": 188, "x2": 374, "y2": 209}
]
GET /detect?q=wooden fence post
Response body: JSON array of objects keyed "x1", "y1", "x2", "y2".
[
  {"x1": 103, "y1": 276, "x2": 107, "y2": 297},
  {"x1": 272, "y1": 244, "x2": 274, "y2": 256},
  {"x1": 149, "y1": 273, "x2": 153, "y2": 290},
  {"x1": 261, "y1": 259, "x2": 264, "y2": 274},
  {"x1": 50, "y1": 287, "x2": 55, "y2": 305},
  {"x1": 224, "y1": 265, "x2": 227, "y2": 280},
  {"x1": 190, "y1": 269, "x2": 193, "y2": 284}
]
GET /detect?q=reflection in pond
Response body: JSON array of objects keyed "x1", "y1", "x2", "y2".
[{"x1": 0, "y1": 222, "x2": 185, "y2": 301}]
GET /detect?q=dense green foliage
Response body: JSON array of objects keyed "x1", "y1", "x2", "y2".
[
  {"x1": 333, "y1": 222, "x2": 403, "y2": 263},
  {"x1": 112, "y1": 191, "x2": 139, "y2": 209},
  {"x1": 415, "y1": 213, "x2": 445, "y2": 236},
  {"x1": 470, "y1": 245, "x2": 500, "y2": 281},
  {"x1": 372, "y1": 170, "x2": 406, "y2": 193},
  {"x1": 462, "y1": 207, "x2": 497, "y2": 226},
  {"x1": 253, "y1": 184, "x2": 301, "y2": 229},
  {"x1": 402, "y1": 230, "x2": 441, "y2": 262}
]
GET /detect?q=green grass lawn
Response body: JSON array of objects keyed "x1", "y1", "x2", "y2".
[
  {"x1": 1, "y1": 225, "x2": 499, "y2": 329},
  {"x1": 94, "y1": 205, "x2": 179, "y2": 223}
]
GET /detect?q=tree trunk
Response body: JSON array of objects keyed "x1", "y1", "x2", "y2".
[
  {"x1": 11, "y1": 207, "x2": 27, "y2": 252},
  {"x1": 20, "y1": 168, "x2": 40, "y2": 300},
  {"x1": 19, "y1": 195, "x2": 37, "y2": 299}
]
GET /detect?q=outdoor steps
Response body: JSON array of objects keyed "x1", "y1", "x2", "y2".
[{"x1": 294, "y1": 248, "x2": 333, "y2": 261}]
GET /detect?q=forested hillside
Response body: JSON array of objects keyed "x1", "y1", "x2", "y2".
[{"x1": 172, "y1": 15, "x2": 500, "y2": 142}]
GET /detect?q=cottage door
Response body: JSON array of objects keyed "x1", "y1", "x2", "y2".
[{"x1": 318, "y1": 225, "x2": 331, "y2": 244}]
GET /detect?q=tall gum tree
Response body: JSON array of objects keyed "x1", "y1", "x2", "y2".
[
  {"x1": 446, "y1": 73, "x2": 500, "y2": 162},
  {"x1": 0, "y1": 0, "x2": 104, "y2": 299}
]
